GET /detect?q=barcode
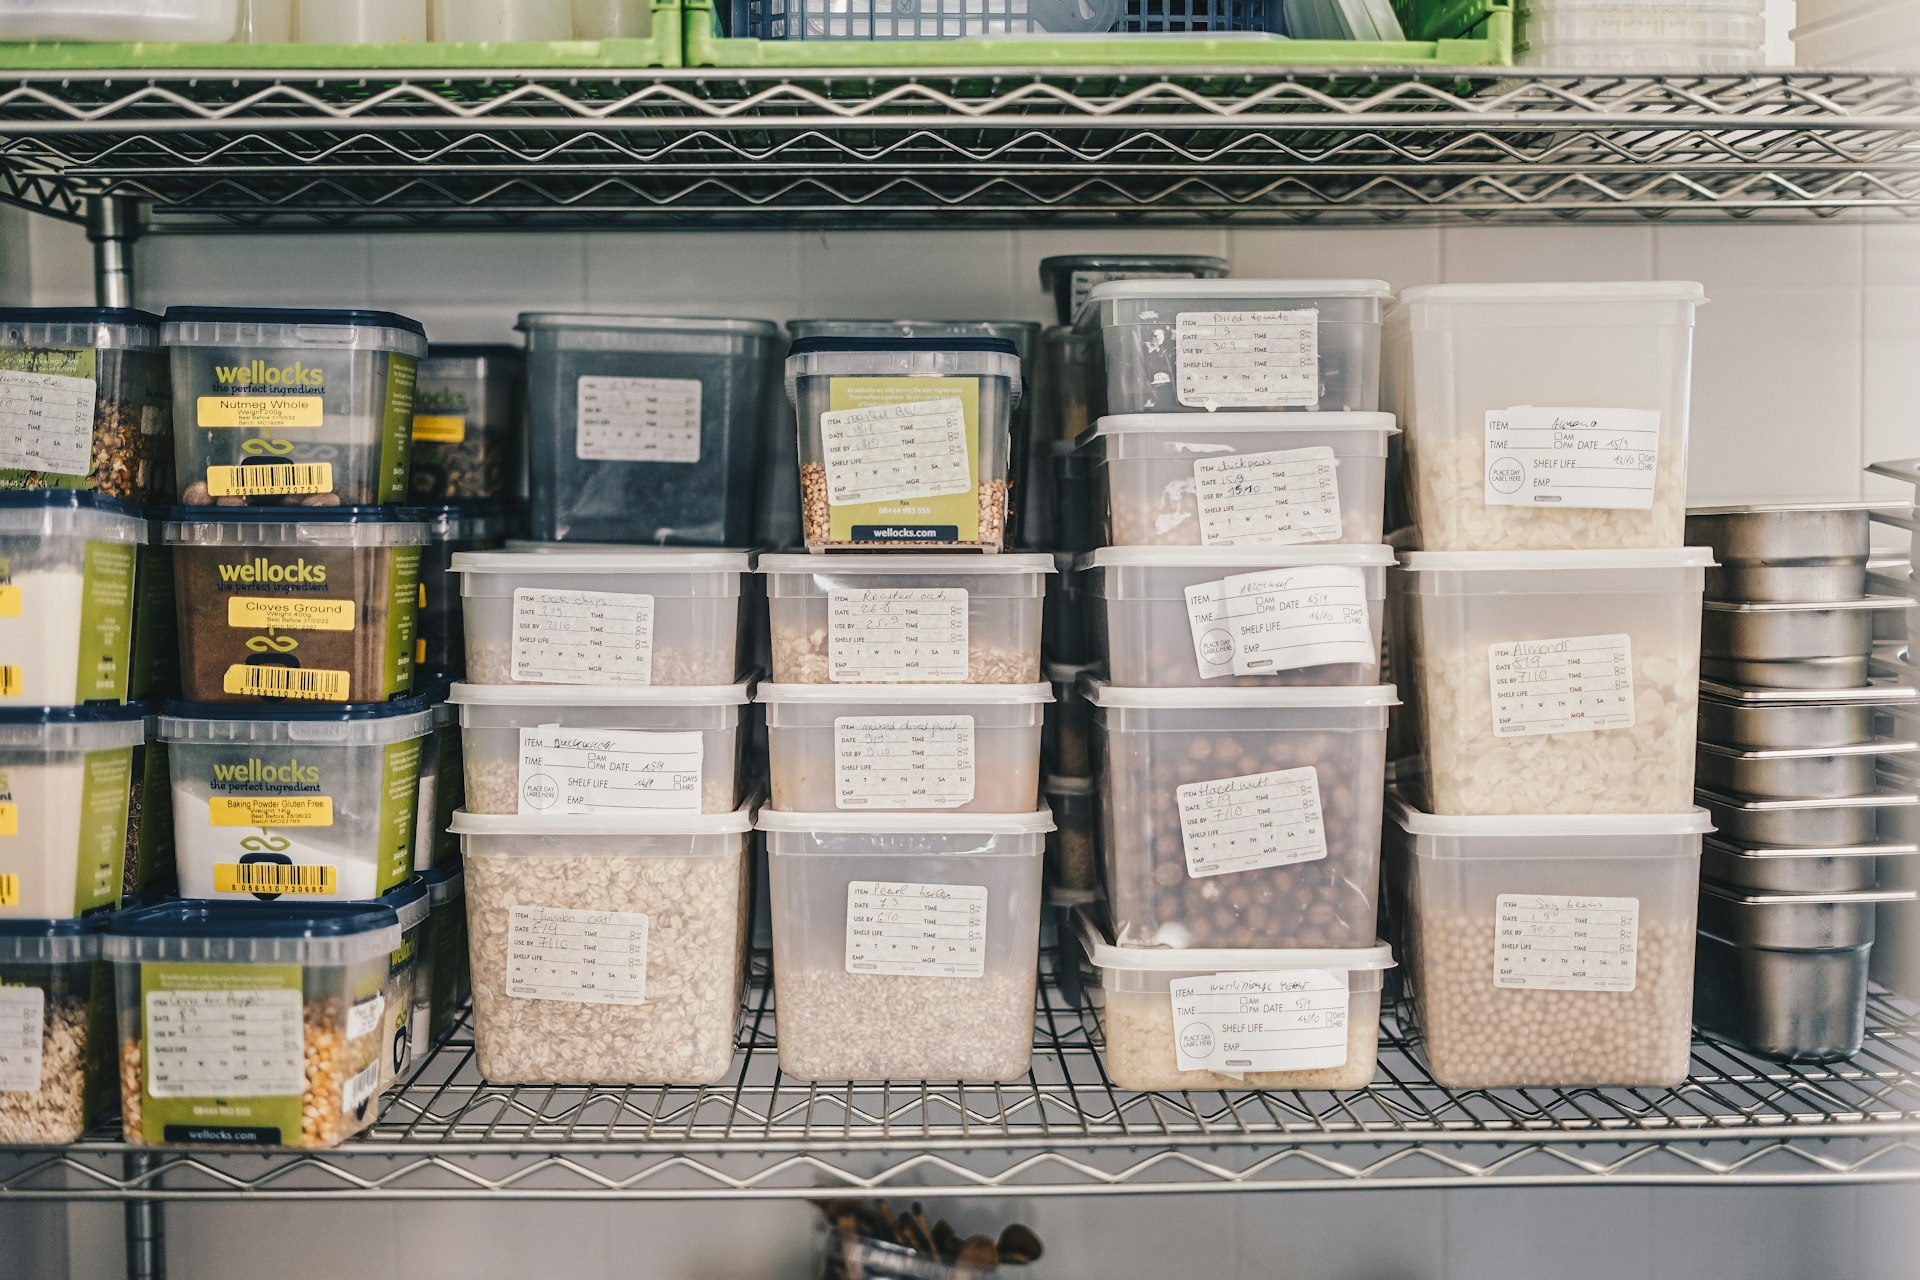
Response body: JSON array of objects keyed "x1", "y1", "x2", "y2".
[
  {"x1": 341, "y1": 1056, "x2": 382, "y2": 1117},
  {"x1": 206, "y1": 462, "x2": 334, "y2": 497},
  {"x1": 0, "y1": 665, "x2": 17, "y2": 697},
  {"x1": 223, "y1": 664, "x2": 351, "y2": 702},
  {"x1": 215, "y1": 862, "x2": 338, "y2": 895},
  {"x1": 0, "y1": 874, "x2": 16, "y2": 906}
]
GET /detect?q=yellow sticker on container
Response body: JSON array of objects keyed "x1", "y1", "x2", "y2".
[
  {"x1": 412, "y1": 414, "x2": 466, "y2": 443},
  {"x1": 0, "y1": 873, "x2": 15, "y2": 905},
  {"x1": 222, "y1": 664, "x2": 351, "y2": 702},
  {"x1": 416, "y1": 639, "x2": 427, "y2": 666},
  {"x1": 0, "y1": 667, "x2": 17, "y2": 698},
  {"x1": 227, "y1": 597, "x2": 356, "y2": 632},
  {"x1": 197, "y1": 395, "x2": 324, "y2": 429},
  {"x1": 206, "y1": 462, "x2": 334, "y2": 497},
  {"x1": 0, "y1": 585, "x2": 19, "y2": 618},
  {"x1": 214, "y1": 863, "x2": 337, "y2": 895},
  {"x1": 0, "y1": 804, "x2": 15, "y2": 837},
  {"x1": 209, "y1": 796, "x2": 334, "y2": 828}
]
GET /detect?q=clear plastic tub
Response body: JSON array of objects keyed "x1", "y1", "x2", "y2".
[
  {"x1": 416, "y1": 504, "x2": 506, "y2": 682},
  {"x1": 0, "y1": 0, "x2": 237, "y2": 38},
  {"x1": 1037, "y1": 254, "x2": 1231, "y2": 327},
  {"x1": 1086, "y1": 680, "x2": 1395, "y2": 950},
  {"x1": 1082, "y1": 545, "x2": 1393, "y2": 688},
  {"x1": 759, "y1": 682, "x2": 1050, "y2": 814},
  {"x1": 1079, "y1": 279, "x2": 1392, "y2": 416},
  {"x1": 1077, "y1": 909, "x2": 1391, "y2": 1092},
  {"x1": 430, "y1": 0, "x2": 571, "y2": 38},
  {"x1": 421, "y1": 860, "x2": 468, "y2": 1048},
  {"x1": 1385, "y1": 283, "x2": 1706, "y2": 551},
  {"x1": 0, "y1": 705, "x2": 142, "y2": 920},
  {"x1": 519, "y1": 314, "x2": 779, "y2": 546},
  {"x1": 296, "y1": 0, "x2": 426, "y2": 41},
  {"x1": 1385, "y1": 797, "x2": 1708, "y2": 1088},
  {"x1": 1518, "y1": 37, "x2": 1763, "y2": 65},
  {"x1": 1043, "y1": 660, "x2": 1094, "y2": 777},
  {"x1": 0, "y1": 490, "x2": 146, "y2": 707},
  {"x1": 410, "y1": 345, "x2": 522, "y2": 504},
  {"x1": 163, "y1": 308, "x2": 427, "y2": 509},
  {"x1": 1397, "y1": 548, "x2": 1711, "y2": 815},
  {"x1": 787, "y1": 337, "x2": 1022, "y2": 552},
  {"x1": 453, "y1": 547, "x2": 748, "y2": 687},
  {"x1": 453, "y1": 806, "x2": 752, "y2": 1085},
  {"x1": 412, "y1": 695, "x2": 461, "y2": 872},
  {"x1": 1084, "y1": 411, "x2": 1395, "y2": 548},
  {"x1": 760, "y1": 552, "x2": 1049, "y2": 685},
  {"x1": 1043, "y1": 774, "x2": 1098, "y2": 893},
  {"x1": 449, "y1": 679, "x2": 749, "y2": 816},
  {"x1": 0, "y1": 307, "x2": 171, "y2": 503},
  {"x1": 161, "y1": 700, "x2": 430, "y2": 904},
  {"x1": 370, "y1": 877, "x2": 428, "y2": 1088},
  {"x1": 760, "y1": 808, "x2": 1049, "y2": 1081},
  {"x1": 0, "y1": 916, "x2": 111, "y2": 1144}
]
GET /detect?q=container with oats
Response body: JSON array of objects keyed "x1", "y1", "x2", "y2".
[
  {"x1": 409, "y1": 345, "x2": 521, "y2": 504},
  {"x1": 0, "y1": 704, "x2": 142, "y2": 920},
  {"x1": 0, "y1": 490, "x2": 147, "y2": 708},
  {"x1": 106, "y1": 898, "x2": 401, "y2": 1149},
  {"x1": 0, "y1": 915, "x2": 113, "y2": 1145},
  {"x1": 759, "y1": 807, "x2": 1049, "y2": 1082},
  {"x1": 453, "y1": 804, "x2": 752, "y2": 1086},
  {"x1": 0, "y1": 307, "x2": 171, "y2": 503}
]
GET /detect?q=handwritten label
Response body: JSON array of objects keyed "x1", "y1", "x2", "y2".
[
  {"x1": 1483, "y1": 407, "x2": 1661, "y2": 510},
  {"x1": 510, "y1": 588, "x2": 654, "y2": 685},
  {"x1": 1193, "y1": 446, "x2": 1343, "y2": 546},
  {"x1": 1176, "y1": 767, "x2": 1327, "y2": 878},
  {"x1": 828, "y1": 588, "x2": 969, "y2": 682},
  {"x1": 0, "y1": 369, "x2": 94, "y2": 475},
  {"x1": 145, "y1": 988, "x2": 304, "y2": 1098},
  {"x1": 1488, "y1": 633, "x2": 1635, "y2": 739},
  {"x1": 845, "y1": 880, "x2": 988, "y2": 978},
  {"x1": 819, "y1": 397, "x2": 972, "y2": 506},
  {"x1": 0, "y1": 986, "x2": 43, "y2": 1093},
  {"x1": 1494, "y1": 894, "x2": 1639, "y2": 992},
  {"x1": 346, "y1": 993, "x2": 385, "y2": 1042},
  {"x1": 517, "y1": 727, "x2": 703, "y2": 815},
  {"x1": 1170, "y1": 970, "x2": 1350, "y2": 1077},
  {"x1": 1184, "y1": 566, "x2": 1373, "y2": 679},
  {"x1": 833, "y1": 715, "x2": 975, "y2": 809},
  {"x1": 576, "y1": 375, "x2": 702, "y2": 464},
  {"x1": 507, "y1": 905, "x2": 649, "y2": 1006},
  {"x1": 1176, "y1": 310, "x2": 1319, "y2": 408}
]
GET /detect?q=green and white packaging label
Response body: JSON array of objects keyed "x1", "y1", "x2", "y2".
[
  {"x1": 140, "y1": 962, "x2": 305, "y2": 1146},
  {"x1": 823, "y1": 376, "x2": 980, "y2": 544}
]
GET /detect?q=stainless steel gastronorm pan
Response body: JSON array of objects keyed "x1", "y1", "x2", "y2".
[
  {"x1": 1701, "y1": 597, "x2": 1912, "y2": 663},
  {"x1": 1687, "y1": 503, "x2": 1874, "y2": 603},
  {"x1": 1698, "y1": 679, "x2": 1916, "y2": 750},
  {"x1": 1695, "y1": 739, "x2": 1917, "y2": 799},
  {"x1": 1696, "y1": 787, "x2": 1918, "y2": 847},
  {"x1": 1700, "y1": 836, "x2": 1916, "y2": 893},
  {"x1": 1700, "y1": 655, "x2": 1871, "y2": 690}
]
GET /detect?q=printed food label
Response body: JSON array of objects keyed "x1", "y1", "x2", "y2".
[
  {"x1": 507, "y1": 905, "x2": 649, "y2": 1006},
  {"x1": 221, "y1": 664, "x2": 351, "y2": 702},
  {"x1": 340, "y1": 1057, "x2": 381, "y2": 1118},
  {"x1": 1170, "y1": 970, "x2": 1350, "y2": 1077},
  {"x1": 1175, "y1": 310, "x2": 1319, "y2": 408},
  {"x1": 1193, "y1": 446, "x2": 1343, "y2": 547},
  {"x1": 510, "y1": 588, "x2": 654, "y2": 685},
  {"x1": 517, "y1": 727, "x2": 703, "y2": 815},
  {"x1": 346, "y1": 993, "x2": 385, "y2": 1042},
  {"x1": 144, "y1": 986, "x2": 305, "y2": 1098},
  {"x1": 411, "y1": 414, "x2": 466, "y2": 443},
  {"x1": 1176, "y1": 767, "x2": 1328, "y2": 878},
  {"x1": 196, "y1": 395, "x2": 324, "y2": 429},
  {"x1": 214, "y1": 862, "x2": 339, "y2": 895},
  {"x1": 1483, "y1": 407, "x2": 1661, "y2": 510},
  {"x1": 0, "y1": 585, "x2": 17, "y2": 617},
  {"x1": 208, "y1": 797, "x2": 334, "y2": 828},
  {"x1": 0, "y1": 873, "x2": 15, "y2": 905},
  {"x1": 205, "y1": 462, "x2": 334, "y2": 497},
  {"x1": 575, "y1": 376, "x2": 702, "y2": 465},
  {"x1": 820, "y1": 397, "x2": 973, "y2": 507},
  {"x1": 0, "y1": 368, "x2": 95, "y2": 476},
  {"x1": 0, "y1": 986, "x2": 43, "y2": 1093},
  {"x1": 828, "y1": 588, "x2": 969, "y2": 682},
  {"x1": 226, "y1": 597, "x2": 355, "y2": 631},
  {"x1": 1494, "y1": 894, "x2": 1640, "y2": 992},
  {"x1": 1488, "y1": 633, "x2": 1635, "y2": 739},
  {"x1": 833, "y1": 715, "x2": 976, "y2": 809},
  {"x1": 845, "y1": 880, "x2": 988, "y2": 978},
  {"x1": 1184, "y1": 566, "x2": 1373, "y2": 679}
]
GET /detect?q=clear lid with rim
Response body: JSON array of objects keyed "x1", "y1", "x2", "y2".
[
  {"x1": 422, "y1": 344, "x2": 522, "y2": 370},
  {"x1": 1083, "y1": 411, "x2": 1398, "y2": 446},
  {"x1": 1044, "y1": 774, "x2": 1095, "y2": 797},
  {"x1": 162, "y1": 306, "x2": 428, "y2": 359},
  {"x1": 0, "y1": 703, "x2": 147, "y2": 753},
  {"x1": 162, "y1": 507, "x2": 429, "y2": 548},
  {"x1": 1075, "y1": 908, "x2": 1393, "y2": 978},
  {"x1": 756, "y1": 808, "x2": 1054, "y2": 836},
  {"x1": 786, "y1": 319, "x2": 1039, "y2": 348},
  {"x1": 755, "y1": 682, "x2": 1051, "y2": 706},
  {"x1": 783, "y1": 337, "x2": 1023, "y2": 392},
  {"x1": 1086, "y1": 278, "x2": 1393, "y2": 305},
  {"x1": 0, "y1": 914, "x2": 107, "y2": 965},
  {"x1": 1038, "y1": 254, "x2": 1230, "y2": 286},
  {"x1": 1394, "y1": 281, "x2": 1708, "y2": 307},
  {"x1": 157, "y1": 700, "x2": 433, "y2": 746},
  {"x1": 422, "y1": 860, "x2": 464, "y2": 904},
  {"x1": 758, "y1": 552, "x2": 1052, "y2": 577},
  {"x1": 423, "y1": 502, "x2": 510, "y2": 544},
  {"x1": 1388, "y1": 794, "x2": 1712, "y2": 842},
  {"x1": 1044, "y1": 660, "x2": 1096, "y2": 685},
  {"x1": 448, "y1": 680, "x2": 752, "y2": 708},
  {"x1": 452, "y1": 548, "x2": 752, "y2": 575},
  {"x1": 372, "y1": 877, "x2": 430, "y2": 932},
  {"x1": 0, "y1": 308, "x2": 163, "y2": 351},
  {"x1": 1081, "y1": 680, "x2": 1397, "y2": 710},
  {"x1": 452, "y1": 803, "x2": 754, "y2": 840},
  {"x1": 1399, "y1": 547, "x2": 1716, "y2": 573},
  {"x1": 0, "y1": 490, "x2": 150, "y2": 544},
  {"x1": 103, "y1": 900, "x2": 402, "y2": 967},
  {"x1": 1081, "y1": 545, "x2": 1394, "y2": 572},
  {"x1": 516, "y1": 313, "x2": 779, "y2": 338}
]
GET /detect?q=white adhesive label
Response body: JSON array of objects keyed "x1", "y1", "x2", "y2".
[
  {"x1": 820, "y1": 397, "x2": 973, "y2": 506},
  {"x1": 1494, "y1": 894, "x2": 1640, "y2": 992},
  {"x1": 1184, "y1": 566, "x2": 1373, "y2": 680},
  {"x1": 0, "y1": 986, "x2": 44, "y2": 1093},
  {"x1": 1176, "y1": 310, "x2": 1319, "y2": 408},
  {"x1": 341, "y1": 1058, "x2": 381, "y2": 1118},
  {"x1": 1483, "y1": 407, "x2": 1661, "y2": 510},
  {"x1": 1193, "y1": 446, "x2": 1343, "y2": 547},
  {"x1": 576, "y1": 375, "x2": 702, "y2": 464},
  {"x1": 1176, "y1": 767, "x2": 1328, "y2": 879},
  {"x1": 0, "y1": 369, "x2": 95, "y2": 475},
  {"x1": 510, "y1": 588, "x2": 654, "y2": 685},
  {"x1": 518, "y1": 727, "x2": 703, "y2": 815},
  {"x1": 828, "y1": 588, "x2": 969, "y2": 682},
  {"x1": 833, "y1": 715, "x2": 976, "y2": 809},
  {"x1": 507, "y1": 906, "x2": 650, "y2": 1005},
  {"x1": 1170, "y1": 970, "x2": 1350, "y2": 1077},
  {"x1": 1488, "y1": 633, "x2": 1635, "y2": 739},
  {"x1": 144, "y1": 988, "x2": 305, "y2": 1098},
  {"x1": 346, "y1": 993, "x2": 385, "y2": 1042},
  {"x1": 845, "y1": 880, "x2": 988, "y2": 978}
]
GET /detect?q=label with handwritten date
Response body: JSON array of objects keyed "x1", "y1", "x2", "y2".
[
  {"x1": 1493, "y1": 894, "x2": 1639, "y2": 992},
  {"x1": 828, "y1": 588, "x2": 969, "y2": 682},
  {"x1": 845, "y1": 880, "x2": 988, "y2": 978},
  {"x1": 1193, "y1": 446, "x2": 1343, "y2": 546},
  {"x1": 1183, "y1": 566, "x2": 1373, "y2": 679},
  {"x1": 1487, "y1": 633, "x2": 1634, "y2": 739},
  {"x1": 1483, "y1": 406, "x2": 1661, "y2": 510},
  {"x1": 517, "y1": 727, "x2": 704, "y2": 814},
  {"x1": 507, "y1": 906, "x2": 649, "y2": 1005},
  {"x1": 1169, "y1": 969, "x2": 1350, "y2": 1077},
  {"x1": 1175, "y1": 766, "x2": 1328, "y2": 878},
  {"x1": 1175, "y1": 310, "x2": 1319, "y2": 408}
]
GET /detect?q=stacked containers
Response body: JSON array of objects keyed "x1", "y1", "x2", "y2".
[
  {"x1": 1864, "y1": 466, "x2": 1920, "y2": 1003},
  {"x1": 1517, "y1": 0, "x2": 1765, "y2": 68}
]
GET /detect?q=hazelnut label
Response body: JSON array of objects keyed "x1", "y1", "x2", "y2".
[
  {"x1": 833, "y1": 715, "x2": 976, "y2": 810},
  {"x1": 1175, "y1": 766, "x2": 1328, "y2": 878},
  {"x1": 516, "y1": 727, "x2": 703, "y2": 815},
  {"x1": 506, "y1": 905, "x2": 650, "y2": 1006},
  {"x1": 1175, "y1": 310, "x2": 1319, "y2": 409},
  {"x1": 1487, "y1": 633, "x2": 1635, "y2": 739},
  {"x1": 1192, "y1": 445, "x2": 1343, "y2": 547},
  {"x1": 510, "y1": 588, "x2": 655, "y2": 685},
  {"x1": 1493, "y1": 894, "x2": 1640, "y2": 992},
  {"x1": 1183, "y1": 566, "x2": 1374, "y2": 679},
  {"x1": 827, "y1": 588, "x2": 969, "y2": 682},
  {"x1": 845, "y1": 880, "x2": 988, "y2": 979},
  {"x1": 0, "y1": 985, "x2": 44, "y2": 1093},
  {"x1": 1482, "y1": 407, "x2": 1661, "y2": 510},
  {"x1": 1169, "y1": 969, "x2": 1350, "y2": 1077},
  {"x1": 143, "y1": 982, "x2": 305, "y2": 1099},
  {"x1": 575, "y1": 375, "x2": 702, "y2": 465},
  {"x1": 0, "y1": 360, "x2": 96, "y2": 475}
]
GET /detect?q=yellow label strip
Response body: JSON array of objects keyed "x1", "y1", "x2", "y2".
[
  {"x1": 222, "y1": 665, "x2": 351, "y2": 702},
  {"x1": 215, "y1": 863, "x2": 338, "y2": 895},
  {"x1": 208, "y1": 796, "x2": 334, "y2": 828},
  {"x1": 227, "y1": 596, "x2": 356, "y2": 632},
  {"x1": 411, "y1": 414, "x2": 466, "y2": 443},
  {"x1": 207, "y1": 462, "x2": 334, "y2": 497},
  {"x1": 197, "y1": 395, "x2": 324, "y2": 429}
]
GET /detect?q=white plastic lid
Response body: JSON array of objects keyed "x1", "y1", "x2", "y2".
[
  {"x1": 1087, "y1": 411, "x2": 1397, "y2": 439},
  {"x1": 1081, "y1": 545, "x2": 1395, "y2": 572},
  {"x1": 1074, "y1": 909, "x2": 1393, "y2": 975},
  {"x1": 1081, "y1": 680, "x2": 1397, "y2": 710},
  {"x1": 756, "y1": 808, "x2": 1055, "y2": 835},
  {"x1": 1387, "y1": 795, "x2": 1713, "y2": 839},
  {"x1": 1086, "y1": 278, "x2": 1393, "y2": 304},
  {"x1": 756, "y1": 682, "x2": 1052, "y2": 706},
  {"x1": 450, "y1": 803, "x2": 754, "y2": 837},
  {"x1": 448, "y1": 680, "x2": 752, "y2": 707},
  {"x1": 453, "y1": 549, "x2": 752, "y2": 575},
  {"x1": 1396, "y1": 281, "x2": 1707, "y2": 305},
  {"x1": 757, "y1": 553, "x2": 1053, "y2": 576},
  {"x1": 1399, "y1": 547, "x2": 1717, "y2": 572}
]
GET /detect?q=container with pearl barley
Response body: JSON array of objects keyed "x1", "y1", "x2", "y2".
[
  {"x1": 1385, "y1": 798, "x2": 1710, "y2": 1089},
  {"x1": 1395, "y1": 548, "x2": 1712, "y2": 816}
]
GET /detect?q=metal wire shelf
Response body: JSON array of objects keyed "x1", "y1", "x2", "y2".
[
  {"x1": 4, "y1": 951, "x2": 1917, "y2": 1201},
  {"x1": 0, "y1": 67, "x2": 1916, "y2": 227}
]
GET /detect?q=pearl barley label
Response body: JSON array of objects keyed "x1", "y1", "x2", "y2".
[
  {"x1": 1175, "y1": 767, "x2": 1328, "y2": 878},
  {"x1": 819, "y1": 397, "x2": 972, "y2": 506},
  {"x1": 1483, "y1": 407, "x2": 1661, "y2": 510},
  {"x1": 845, "y1": 880, "x2": 987, "y2": 978},
  {"x1": 1487, "y1": 633, "x2": 1635, "y2": 739},
  {"x1": 1493, "y1": 894, "x2": 1639, "y2": 992},
  {"x1": 1169, "y1": 970, "x2": 1350, "y2": 1077}
]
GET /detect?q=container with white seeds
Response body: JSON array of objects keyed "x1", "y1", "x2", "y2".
[
  {"x1": 448, "y1": 679, "x2": 750, "y2": 817},
  {"x1": 1385, "y1": 282, "x2": 1706, "y2": 551},
  {"x1": 759, "y1": 808, "x2": 1048, "y2": 1082},
  {"x1": 0, "y1": 704, "x2": 144, "y2": 920},
  {"x1": 453, "y1": 547, "x2": 748, "y2": 687},
  {"x1": 758, "y1": 682, "x2": 1050, "y2": 814},
  {"x1": 0, "y1": 915, "x2": 113, "y2": 1144},
  {"x1": 1395, "y1": 547, "x2": 1712, "y2": 816},
  {"x1": 0, "y1": 490, "x2": 147, "y2": 707},
  {"x1": 452, "y1": 805, "x2": 753, "y2": 1086},
  {"x1": 1385, "y1": 798, "x2": 1708, "y2": 1088}
]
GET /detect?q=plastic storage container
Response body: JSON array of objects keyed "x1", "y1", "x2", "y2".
[
  {"x1": 1080, "y1": 279, "x2": 1392, "y2": 416},
  {"x1": 129, "y1": 516, "x2": 180, "y2": 704},
  {"x1": 1086, "y1": 681, "x2": 1394, "y2": 950},
  {"x1": 1042, "y1": 551, "x2": 1089, "y2": 666},
  {"x1": 125, "y1": 713, "x2": 177, "y2": 900},
  {"x1": 412, "y1": 696, "x2": 461, "y2": 872},
  {"x1": 1042, "y1": 327, "x2": 1096, "y2": 444},
  {"x1": 415, "y1": 504, "x2": 506, "y2": 682},
  {"x1": 1794, "y1": 0, "x2": 1920, "y2": 66},
  {"x1": 0, "y1": 308, "x2": 171, "y2": 503},
  {"x1": 0, "y1": 916, "x2": 112, "y2": 1144},
  {"x1": 449, "y1": 679, "x2": 749, "y2": 816},
  {"x1": 430, "y1": 0, "x2": 571, "y2": 38},
  {"x1": 296, "y1": 0, "x2": 427, "y2": 41},
  {"x1": 0, "y1": 490, "x2": 146, "y2": 707},
  {"x1": 1043, "y1": 774, "x2": 1098, "y2": 893},
  {"x1": 0, "y1": 0, "x2": 237, "y2": 39},
  {"x1": 164, "y1": 508, "x2": 425, "y2": 705},
  {"x1": 760, "y1": 553, "x2": 1049, "y2": 685},
  {"x1": 1386, "y1": 797, "x2": 1709, "y2": 1088},
  {"x1": 1385, "y1": 283, "x2": 1706, "y2": 552},
  {"x1": 0, "y1": 705, "x2": 142, "y2": 920},
  {"x1": 759, "y1": 682, "x2": 1050, "y2": 814},
  {"x1": 371, "y1": 878, "x2": 428, "y2": 1087},
  {"x1": 410, "y1": 346, "x2": 522, "y2": 504},
  {"x1": 1083, "y1": 411, "x2": 1394, "y2": 548},
  {"x1": 1396, "y1": 548, "x2": 1711, "y2": 815},
  {"x1": 453, "y1": 547, "x2": 748, "y2": 687},
  {"x1": 519, "y1": 314, "x2": 779, "y2": 546},
  {"x1": 421, "y1": 860, "x2": 468, "y2": 1048},
  {"x1": 760, "y1": 808, "x2": 1049, "y2": 1081},
  {"x1": 453, "y1": 805, "x2": 752, "y2": 1085},
  {"x1": 164, "y1": 308, "x2": 427, "y2": 509},
  {"x1": 1084, "y1": 545, "x2": 1391, "y2": 688},
  {"x1": 787, "y1": 337, "x2": 1021, "y2": 553},
  {"x1": 1038, "y1": 254, "x2": 1231, "y2": 327}
]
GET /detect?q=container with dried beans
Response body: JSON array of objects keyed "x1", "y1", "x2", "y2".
[
  {"x1": 0, "y1": 915, "x2": 114, "y2": 1144},
  {"x1": 0, "y1": 307, "x2": 172, "y2": 503}
]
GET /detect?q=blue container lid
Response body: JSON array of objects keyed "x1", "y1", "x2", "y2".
[
  {"x1": 156, "y1": 698, "x2": 434, "y2": 749},
  {"x1": 0, "y1": 913, "x2": 109, "y2": 964},
  {"x1": 162, "y1": 306, "x2": 427, "y2": 340},
  {"x1": 0, "y1": 703, "x2": 147, "y2": 753},
  {"x1": 369, "y1": 877, "x2": 430, "y2": 932},
  {"x1": 0, "y1": 703, "x2": 146, "y2": 727},
  {"x1": 0, "y1": 489, "x2": 146, "y2": 522},
  {"x1": 421, "y1": 500, "x2": 510, "y2": 542},
  {"x1": 103, "y1": 898, "x2": 402, "y2": 968},
  {"x1": 0, "y1": 307, "x2": 164, "y2": 329},
  {"x1": 159, "y1": 699, "x2": 425, "y2": 725},
  {"x1": 162, "y1": 503, "x2": 427, "y2": 526},
  {"x1": 422, "y1": 859, "x2": 465, "y2": 904},
  {"x1": 787, "y1": 336, "x2": 1018, "y2": 358}
]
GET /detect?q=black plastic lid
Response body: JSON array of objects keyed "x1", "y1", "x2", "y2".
[
  {"x1": 162, "y1": 306, "x2": 428, "y2": 340},
  {"x1": 0, "y1": 489, "x2": 145, "y2": 521},
  {"x1": 422, "y1": 499, "x2": 509, "y2": 538},
  {"x1": 0, "y1": 703, "x2": 146, "y2": 727},
  {"x1": 110, "y1": 898, "x2": 401, "y2": 940},
  {"x1": 161, "y1": 503, "x2": 427, "y2": 526},
  {"x1": 426, "y1": 343, "x2": 522, "y2": 360},
  {"x1": 157, "y1": 698, "x2": 427, "y2": 724},
  {"x1": 0, "y1": 914, "x2": 111, "y2": 939},
  {"x1": 786, "y1": 336, "x2": 1019, "y2": 358},
  {"x1": 0, "y1": 307, "x2": 164, "y2": 328}
]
